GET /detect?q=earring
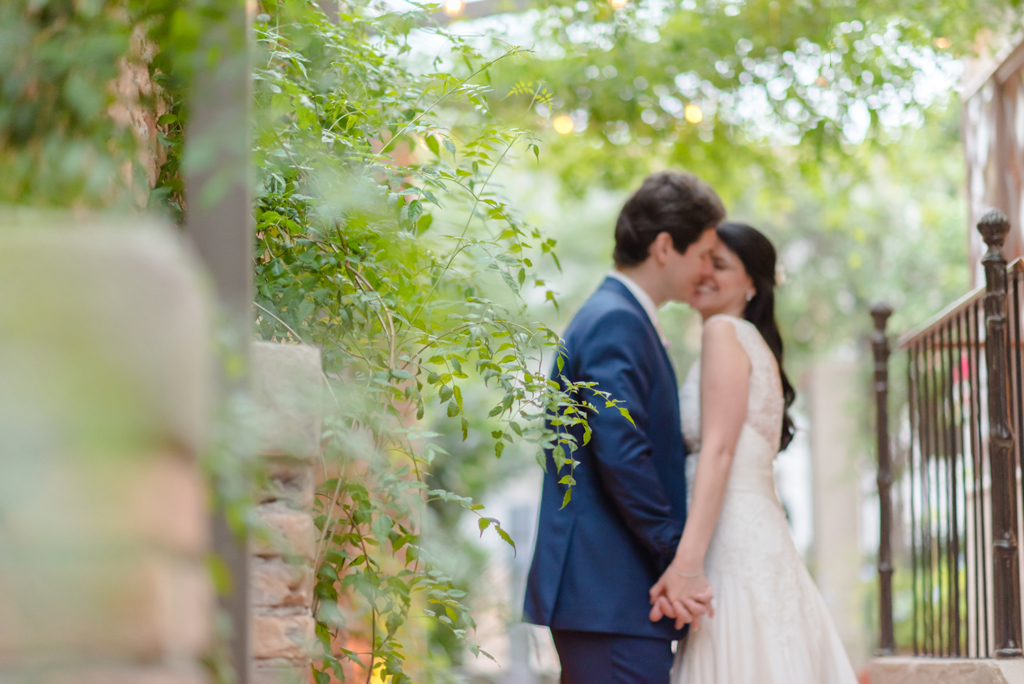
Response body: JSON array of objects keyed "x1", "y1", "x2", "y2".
[{"x1": 745, "y1": 290, "x2": 755, "y2": 302}]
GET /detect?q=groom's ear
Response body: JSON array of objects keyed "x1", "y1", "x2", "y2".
[{"x1": 649, "y1": 232, "x2": 675, "y2": 265}]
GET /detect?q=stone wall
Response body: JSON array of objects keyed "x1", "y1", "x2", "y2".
[
  {"x1": 0, "y1": 220, "x2": 213, "y2": 683},
  {"x1": 0, "y1": 219, "x2": 324, "y2": 684},
  {"x1": 250, "y1": 342, "x2": 323, "y2": 684}
]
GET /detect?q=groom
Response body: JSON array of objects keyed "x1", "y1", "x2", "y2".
[{"x1": 523, "y1": 171, "x2": 725, "y2": 683}]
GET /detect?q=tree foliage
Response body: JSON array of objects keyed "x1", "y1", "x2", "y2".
[{"x1": 476, "y1": 0, "x2": 1017, "y2": 194}]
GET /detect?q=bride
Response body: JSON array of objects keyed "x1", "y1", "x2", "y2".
[{"x1": 648, "y1": 222, "x2": 859, "y2": 683}]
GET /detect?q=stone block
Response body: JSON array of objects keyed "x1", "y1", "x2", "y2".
[
  {"x1": 253, "y1": 501, "x2": 317, "y2": 560},
  {"x1": 253, "y1": 661, "x2": 309, "y2": 684},
  {"x1": 251, "y1": 342, "x2": 323, "y2": 460},
  {"x1": 252, "y1": 557, "x2": 314, "y2": 609},
  {"x1": 0, "y1": 450, "x2": 208, "y2": 559},
  {"x1": 36, "y1": 664, "x2": 209, "y2": 684},
  {"x1": 252, "y1": 615, "x2": 315, "y2": 660},
  {"x1": 258, "y1": 457, "x2": 316, "y2": 511},
  {"x1": 0, "y1": 220, "x2": 212, "y2": 458},
  {"x1": 0, "y1": 554, "x2": 213, "y2": 663}
]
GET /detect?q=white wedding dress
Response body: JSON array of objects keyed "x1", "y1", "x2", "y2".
[{"x1": 672, "y1": 315, "x2": 858, "y2": 684}]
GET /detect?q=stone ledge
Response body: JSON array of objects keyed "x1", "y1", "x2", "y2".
[
  {"x1": 870, "y1": 656, "x2": 1024, "y2": 684},
  {"x1": 251, "y1": 342, "x2": 323, "y2": 461}
]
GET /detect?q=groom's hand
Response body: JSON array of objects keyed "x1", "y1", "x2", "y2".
[
  {"x1": 649, "y1": 594, "x2": 712, "y2": 630},
  {"x1": 649, "y1": 572, "x2": 714, "y2": 630}
]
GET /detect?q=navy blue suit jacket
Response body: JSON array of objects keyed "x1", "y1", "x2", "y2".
[{"x1": 523, "y1": 277, "x2": 688, "y2": 641}]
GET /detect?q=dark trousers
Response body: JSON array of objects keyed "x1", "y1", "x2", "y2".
[{"x1": 551, "y1": 629, "x2": 674, "y2": 684}]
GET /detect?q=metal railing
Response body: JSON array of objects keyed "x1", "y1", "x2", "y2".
[{"x1": 874, "y1": 209, "x2": 1024, "y2": 658}]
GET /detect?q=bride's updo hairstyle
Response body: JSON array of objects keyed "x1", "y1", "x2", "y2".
[{"x1": 716, "y1": 222, "x2": 796, "y2": 451}]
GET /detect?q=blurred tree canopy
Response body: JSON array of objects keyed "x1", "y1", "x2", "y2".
[
  {"x1": 429, "y1": 0, "x2": 1006, "y2": 364},
  {"x1": 483, "y1": 0, "x2": 1018, "y2": 193}
]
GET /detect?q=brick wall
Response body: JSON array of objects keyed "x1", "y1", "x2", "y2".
[{"x1": 250, "y1": 342, "x2": 323, "y2": 684}]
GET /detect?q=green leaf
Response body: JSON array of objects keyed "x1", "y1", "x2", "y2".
[
  {"x1": 447, "y1": 400, "x2": 460, "y2": 417},
  {"x1": 443, "y1": 138, "x2": 456, "y2": 156},
  {"x1": 495, "y1": 441, "x2": 504, "y2": 458},
  {"x1": 495, "y1": 525, "x2": 516, "y2": 554},
  {"x1": 426, "y1": 135, "x2": 440, "y2": 155},
  {"x1": 618, "y1": 407, "x2": 636, "y2": 428},
  {"x1": 560, "y1": 489, "x2": 572, "y2": 510},
  {"x1": 478, "y1": 518, "x2": 492, "y2": 536}
]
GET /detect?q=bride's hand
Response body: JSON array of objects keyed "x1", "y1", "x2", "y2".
[{"x1": 649, "y1": 567, "x2": 714, "y2": 630}]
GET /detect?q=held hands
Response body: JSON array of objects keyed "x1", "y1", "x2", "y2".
[{"x1": 648, "y1": 564, "x2": 715, "y2": 630}]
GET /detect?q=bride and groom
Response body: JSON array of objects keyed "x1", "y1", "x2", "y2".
[{"x1": 523, "y1": 171, "x2": 858, "y2": 683}]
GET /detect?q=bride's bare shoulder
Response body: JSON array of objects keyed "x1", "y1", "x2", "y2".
[
  {"x1": 701, "y1": 317, "x2": 751, "y2": 367},
  {"x1": 702, "y1": 315, "x2": 741, "y2": 342}
]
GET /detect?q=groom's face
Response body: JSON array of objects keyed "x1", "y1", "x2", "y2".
[{"x1": 665, "y1": 227, "x2": 717, "y2": 303}]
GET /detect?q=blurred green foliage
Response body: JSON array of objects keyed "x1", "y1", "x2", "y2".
[
  {"x1": 246, "y1": 2, "x2": 623, "y2": 681},
  {"x1": 0, "y1": 0, "x2": 1008, "y2": 678}
]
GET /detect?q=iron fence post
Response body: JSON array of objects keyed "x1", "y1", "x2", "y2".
[
  {"x1": 872, "y1": 302, "x2": 896, "y2": 655},
  {"x1": 979, "y1": 208, "x2": 1024, "y2": 658}
]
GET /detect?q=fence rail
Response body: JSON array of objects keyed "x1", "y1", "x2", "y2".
[{"x1": 875, "y1": 209, "x2": 1024, "y2": 658}]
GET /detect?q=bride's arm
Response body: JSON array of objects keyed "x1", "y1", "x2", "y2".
[{"x1": 649, "y1": 318, "x2": 750, "y2": 628}]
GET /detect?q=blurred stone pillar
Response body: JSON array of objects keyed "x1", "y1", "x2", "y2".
[
  {"x1": 505, "y1": 504, "x2": 538, "y2": 684},
  {"x1": 0, "y1": 220, "x2": 214, "y2": 683},
  {"x1": 808, "y1": 355, "x2": 869, "y2": 667}
]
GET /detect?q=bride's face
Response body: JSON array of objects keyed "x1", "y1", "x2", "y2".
[{"x1": 690, "y1": 239, "x2": 754, "y2": 318}]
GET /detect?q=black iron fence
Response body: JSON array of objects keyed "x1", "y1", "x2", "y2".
[{"x1": 875, "y1": 209, "x2": 1024, "y2": 658}]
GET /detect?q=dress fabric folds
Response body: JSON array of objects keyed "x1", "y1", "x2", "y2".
[{"x1": 672, "y1": 315, "x2": 858, "y2": 684}]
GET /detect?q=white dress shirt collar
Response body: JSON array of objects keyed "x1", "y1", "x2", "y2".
[{"x1": 607, "y1": 270, "x2": 670, "y2": 348}]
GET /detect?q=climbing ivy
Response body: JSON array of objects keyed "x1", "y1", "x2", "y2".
[{"x1": 248, "y1": 2, "x2": 616, "y2": 681}]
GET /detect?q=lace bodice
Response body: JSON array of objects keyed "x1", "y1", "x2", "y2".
[{"x1": 680, "y1": 314, "x2": 784, "y2": 454}]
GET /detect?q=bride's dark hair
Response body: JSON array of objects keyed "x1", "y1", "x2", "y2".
[{"x1": 716, "y1": 222, "x2": 796, "y2": 451}]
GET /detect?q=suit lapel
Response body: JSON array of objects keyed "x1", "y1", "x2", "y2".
[{"x1": 599, "y1": 278, "x2": 678, "y2": 392}]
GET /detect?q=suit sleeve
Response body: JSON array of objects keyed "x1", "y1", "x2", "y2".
[{"x1": 574, "y1": 309, "x2": 683, "y2": 566}]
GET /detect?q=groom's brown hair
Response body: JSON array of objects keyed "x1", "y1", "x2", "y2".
[{"x1": 613, "y1": 170, "x2": 725, "y2": 266}]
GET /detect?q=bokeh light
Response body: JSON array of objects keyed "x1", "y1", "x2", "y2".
[
  {"x1": 553, "y1": 115, "x2": 575, "y2": 135},
  {"x1": 444, "y1": 0, "x2": 463, "y2": 15},
  {"x1": 609, "y1": 0, "x2": 628, "y2": 9},
  {"x1": 935, "y1": 37, "x2": 951, "y2": 49},
  {"x1": 684, "y1": 104, "x2": 703, "y2": 124}
]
